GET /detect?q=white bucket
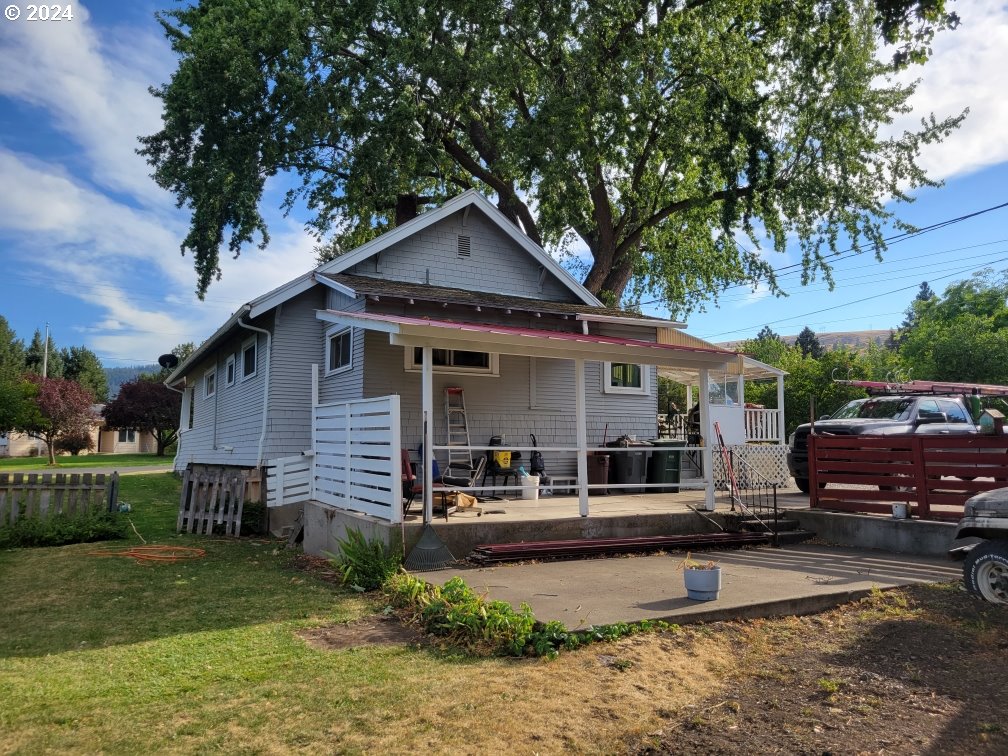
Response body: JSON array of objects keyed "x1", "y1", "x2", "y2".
[
  {"x1": 891, "y1": 503, "x2": 908, "y2": 520},
  {"x1": 520, "y1": 475, "x2": 540, "y2": 501}
]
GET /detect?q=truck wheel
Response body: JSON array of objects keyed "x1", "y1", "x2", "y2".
[
  {"x1": 963, "y1": 541, "x2": 1008, "y2": 604},
  {"x1": 796, "y1": 478, "x2": 811, "y2": 494}
]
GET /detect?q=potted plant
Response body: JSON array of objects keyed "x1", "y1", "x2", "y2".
[{"x1": 678, "y1": 553, "x2": 721, "y2": 601}]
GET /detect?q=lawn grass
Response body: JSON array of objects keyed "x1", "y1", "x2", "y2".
[
  {"x1": 0, "y1": 472, "x2": 728, "y2": 753},
  {"x1": 0, "y1": 453, "x2": 171, "y2": 472}
]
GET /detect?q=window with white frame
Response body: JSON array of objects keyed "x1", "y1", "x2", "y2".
[
  {"x1": 326, "y1": 327, "x2": 353, "y2": 375},
  {"x1": 603, "y1": 362, "x2": 649, "y2": 395},
  {"x1": 225, "y1": 354, "x2": 236, "y2": 387},
  {"x1": 405, "y1": 347, "x2": 499, "y2": 376},
  {"x1": 241, "y1": 337, "x2": 257, "y2": 380},
  {"x1": 204, "y1": 367, "x2": 216, "y2": 398},
  {"x1": 118, "y1": 429, "x2": 136, "y2": 443}
]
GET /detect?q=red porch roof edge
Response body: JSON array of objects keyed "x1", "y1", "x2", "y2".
[{"x1": 319, "y1": 309, "x2": 735, "y2": 356}]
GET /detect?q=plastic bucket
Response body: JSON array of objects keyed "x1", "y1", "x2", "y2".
[{"x1": 520, "y1": 475, "x2": 540, "y2": 501}]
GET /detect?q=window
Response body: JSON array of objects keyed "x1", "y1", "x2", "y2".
[
  {"x1": 937, "y1": 399, "x2": 971, "y2": 424},
  {"x1": 225, "y1": 354, "x2": 236, "y2": 387},
  {"x1": 118, "y1": 429, "x2": 136, "y2": 443},
  {"x1": 603, "y1": 362, "x2": 649, "y2": 395},
  {"x1": 325, "y1": 327, "x2": 353, "y2": 375},
  {"x1": 404, "y1": 347, "x2": 499, "y2": 375},
  {"x1": 186, "y1": 388, "x2": 194, "y2": 430},
  {"x1": 204, "y1": 367, "x2": 216, "y2": 398},
  {"x1": 241, "y1": 337, "x2": 257, "y2": 380}
]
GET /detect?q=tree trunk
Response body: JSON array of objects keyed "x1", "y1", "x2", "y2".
[
  {"x1": 46, "y1": 434, "x2": 56, "y2": 465},
  {"x1": 394, "y1": 194, "x2": 420, "y2": 226},
  {"x1": 581, "y1": 240, "x2": 635, "y2": 305}
]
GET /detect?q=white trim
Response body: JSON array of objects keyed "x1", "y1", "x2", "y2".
[
  {"x1": 248, "y1": 272, "x2": 316, "y2": 319},
  {"x1": 316, "y1": 189, "x2": 603, "y2": 307},
  {"x1": 224, "y1": 354, "x2": 236, "y2": 387},
  {"x1": 203, "y1": 366, "x2": 217, "y2": 399},
  {"x1": 403, "y1": 346, "x2": 499, "y2": 376},
  {"x1": 313, "y1": 273, "x2": 358, "y2": 299},
  {"x1": 325, "y1": 325, "x2": 354, "y2": 376},
  {"x1": 241, "y1": 336, "x2": 258, "y2": 381},
  {"x1": 602, "y1": 362, "x2": 650, "y2": 395}
]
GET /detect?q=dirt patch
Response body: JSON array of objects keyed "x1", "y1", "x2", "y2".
[
  {"x1": 632, "y1": 584, "x2": 1008, "y2": 755},
  {"x1": 299, "y1": 616, "x2": 426, "y2": 650}
]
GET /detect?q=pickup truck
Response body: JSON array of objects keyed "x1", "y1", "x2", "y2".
[
  {"x1": 951, "y1": 488, "x2": 1008, "y2": 604},
  {"x1": 786, "y1": 394, "x2": 977, "y2": 494}
]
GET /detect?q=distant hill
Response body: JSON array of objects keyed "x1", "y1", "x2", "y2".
[
  {"x1": 105, "y1": 364, "x2": 159, "y2": 397},
  {"x1": 723, "y1": 329, "x2": 891, "y2": 351}
]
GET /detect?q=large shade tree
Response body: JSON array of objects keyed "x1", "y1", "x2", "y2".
[
  {"x1": 103, "y1": 377, "x2": 183, "y2": 456},
  {"x1": 142, "y1": 0, "x2": 962, "y2": 311},
  {"x1": 62, "y1": 346, "x2": 109, "y2": 403}
]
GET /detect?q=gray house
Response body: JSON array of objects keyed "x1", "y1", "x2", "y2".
[{"x1": 167, "y1": 190, "x2": 747, "y2": 540}]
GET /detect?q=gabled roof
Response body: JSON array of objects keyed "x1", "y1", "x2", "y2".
[{"x1": 316, "y1": 189, "x2": 603, "y2": 307}]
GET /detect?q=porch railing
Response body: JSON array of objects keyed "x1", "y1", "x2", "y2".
[
  {"x1": 717, "y1": 448, "x2": 779, "y2": 546},
  {"x1": 660, "y1": 409, "x2": 784, "y2": 444}
]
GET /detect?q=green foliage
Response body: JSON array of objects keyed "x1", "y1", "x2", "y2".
[
  {"x1": 897, "y1": 269, "x2": 1008, "y2": 384},
  {"x1": 102, "y1": 376, "x2": 182, "y2": 455},
  {"x1": 385, "y1": 572, "x2": 675, "y2": 659},
  {"x1": 25, "y1": 328, "x2": 63, "y2": 378},
  {"x1": 143, "y1": 0, "x2": 961, "y2": 309},
  {"x1": 0, "y1": 509, "x2": 124, "y2": 548},
  {"x1": 54, "y1": 429, "x2": 95, "y2": 456},
  {"x1": 326, "y1": 528, "x2": 402, "y2": 592},
  {"x1": 0, "y1": 315, "x2": 25, "y2": 379},
  {"x1": 795, "y1": 327, "x2": 824, "y2": 359},
  {"x1": 62, "y1": 346, "x2": 109, "y2": 403}
]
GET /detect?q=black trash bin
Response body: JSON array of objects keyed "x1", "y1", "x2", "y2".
[
  {"x1": 647, "y1": 438, "x2": 685, "y2": 493},
  {"x1": 606, "y1": 437, "x2": 651, "y2": 493}
]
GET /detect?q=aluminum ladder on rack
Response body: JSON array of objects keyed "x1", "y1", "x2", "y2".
[{"x1": 444, "y1": 387, "x2": 471, "y2": 475}]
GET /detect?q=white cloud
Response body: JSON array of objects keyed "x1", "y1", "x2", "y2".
[
  {"x1": 0, "y1": 1, "x2": 174, "y2": 206},
  {"x1": 887, "y1": 0, "x2": 1008, "y2": 181}
]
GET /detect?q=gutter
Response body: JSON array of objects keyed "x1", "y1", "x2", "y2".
[{"x1": 238, "y1": 317, "x2": 272, "y2": 468}]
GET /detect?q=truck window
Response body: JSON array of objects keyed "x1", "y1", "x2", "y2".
[{"x1": 937, "y1": 399, "x2": 971, "y2": 423}]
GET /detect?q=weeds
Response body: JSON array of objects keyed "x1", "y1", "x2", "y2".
[
  {"x1": 325, "y1": 527, "x2": 402, "y2": 591},
  {"x1": 0, "y1": 509, "x2": 124, "y2": 548}
]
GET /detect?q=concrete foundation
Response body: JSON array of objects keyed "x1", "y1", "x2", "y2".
[
  {"x1": 303, "y1": 501, "x2": 403, "y2": 557},
  {"x1": 794, "y1": 509, "x2": 957, "y2": 557}
]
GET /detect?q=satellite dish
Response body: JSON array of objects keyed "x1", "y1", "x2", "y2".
[{"x1": 158, "y1": 353, "x2": 180, "y2": 370}]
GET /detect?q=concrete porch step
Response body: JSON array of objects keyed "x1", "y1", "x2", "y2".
[
  {"x1": 773, "y1": 529, "x2": 817, "y2": 546},
  {"x1": 739, "y1": 517, "x2": 802, "y2": 532}
]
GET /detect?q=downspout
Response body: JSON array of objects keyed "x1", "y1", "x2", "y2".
[{"x1": 238, "y1": 316, "x2": 272, "y2": 468}]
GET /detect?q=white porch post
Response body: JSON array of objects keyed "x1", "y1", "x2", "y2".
[
  {"x1": 310, "y1": 364, "x2": 318, "y2": 500},
  {"x1": 776, "y1": 374, "x2": 786, "y2": 445},
  {"x1": 699, "y1": 368, "x2": 715, "y2": 511},
  {"x1": 421, "y1": 346, "x2": 434, "y2": 521},
  {"x1": 575, "y1": 357, "x2": 589, "y2": 517},
  {"x1": 686, "y1": 383, "x2": 693, "y2": 409},
  {"x1": 736, "y1": 374, "x2": 745, "y2": 407}
]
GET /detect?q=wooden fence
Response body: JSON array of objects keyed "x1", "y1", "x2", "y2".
[
  {"x1": 265, "y1": 453, "x2": 312, "y2": 508},
  {"x1": 809, "y1": 434, "x2": 1008, "y2": 521},
  {"x1": 0, "y1": 472, "x2": 119, "y2": 525},
  {"x1": 176, "y1": 468, "x2": 247, "y2": 536}
]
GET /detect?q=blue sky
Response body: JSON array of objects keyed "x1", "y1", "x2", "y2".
[{"x1": 1, "y1": 0, "x2": 1007, "y2": 366}]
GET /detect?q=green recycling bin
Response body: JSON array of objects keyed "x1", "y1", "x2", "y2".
[{"x1": 647, "y1": 438, "x2": 685, "y2": 493}]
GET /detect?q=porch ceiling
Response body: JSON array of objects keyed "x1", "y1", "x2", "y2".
[{"x1": 316, "y1": 309, "x2": 736, "y2": 370}]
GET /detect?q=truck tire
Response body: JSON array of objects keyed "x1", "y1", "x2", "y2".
[
  {"x1": 963, "y1": 541, "x2": 1008, "y2": 605},
  {"x1": 796, "y1": 478, "x2": 811, "y2": 494}
]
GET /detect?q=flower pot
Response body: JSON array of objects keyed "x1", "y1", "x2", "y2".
[{"x1": 683, "y1": 566, "x2": 722, "y2": 601}]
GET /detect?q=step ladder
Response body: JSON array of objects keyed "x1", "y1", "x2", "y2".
[{"x1": 444, "y1": 387, "x2": 471, "y2": 475}]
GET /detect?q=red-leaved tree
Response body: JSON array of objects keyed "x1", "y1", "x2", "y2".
[
  {"x1": 102, "y1": 377, "x2": 182, "y2": 457},
  {"x1": 19, "y1": 375, "x2": 95, "y2": 465}
]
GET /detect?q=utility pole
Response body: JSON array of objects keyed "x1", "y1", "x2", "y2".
[{"x1": 42, "y1": 323, "x2": 49, "y2": 378}]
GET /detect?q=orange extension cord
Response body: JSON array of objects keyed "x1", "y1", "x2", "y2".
[{"x1": 86, "y1": 545, "x2": 206, "y2": 565}]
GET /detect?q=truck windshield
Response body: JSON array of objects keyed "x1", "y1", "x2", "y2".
[
  {"x1": 856, "y1": 398, "x2": 914, "y2": 420},
  {"x1": 830, "y1": 400, "x2": 868, "y2": 419}
]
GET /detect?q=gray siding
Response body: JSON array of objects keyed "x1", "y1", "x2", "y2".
[
  {"x1": 347, "y1": 209, "x2": 576, "y2": 302},
  {"x1": 318, "y1": 289, "x2": 366, "y2": 404},
  {"x1": 362, "y1": 331, "x2": 658, "y2": 479}
]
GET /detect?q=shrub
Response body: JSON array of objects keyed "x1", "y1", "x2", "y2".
[
  {"x1": 384, "y1": 573, "x2": 676, "y2": 658},
  {"x1": 238, "y1": 500, "x2": 267, "y2": 536},
  {"x1": 55, "y1": 430, "x2": 95, "y2": 456},
  {"x1": 0, "y1": 509, "x2": 125, "y2": 548},
  {"x1": 325, "y1": 527, "x2": 402, "y2": 591}
]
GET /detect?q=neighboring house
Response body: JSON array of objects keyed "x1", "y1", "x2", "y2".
[
  {"x1": 0, "y1": 406, "x2": 155, "y2": 458},
  {"x1": 165, "y1": 190, "x2": 765, "y2": 541}
]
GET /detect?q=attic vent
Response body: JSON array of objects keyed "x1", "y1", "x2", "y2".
[{"x1": 457, "y1": 234, "x2": 471, "y2": 258}]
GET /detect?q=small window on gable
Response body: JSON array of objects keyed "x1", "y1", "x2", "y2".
[
  {"x1": 225, "y1": 354, "x2": 236, "y2": 387},
  {"x1": 603, "y1": 362, "x2": 649, "y2": 395},
  {"x1": 241, "y1": 337, "x2": 257, "y2": 380},
  {"x1": 326, "y1": 327, "x2": 353, "y2": 375},
  {"x1": 457, "y1": 234, "x2": 471, "y2": 257},
  {"x1": 204, "y1": 367, "x2": 216, "y2": 398}
]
